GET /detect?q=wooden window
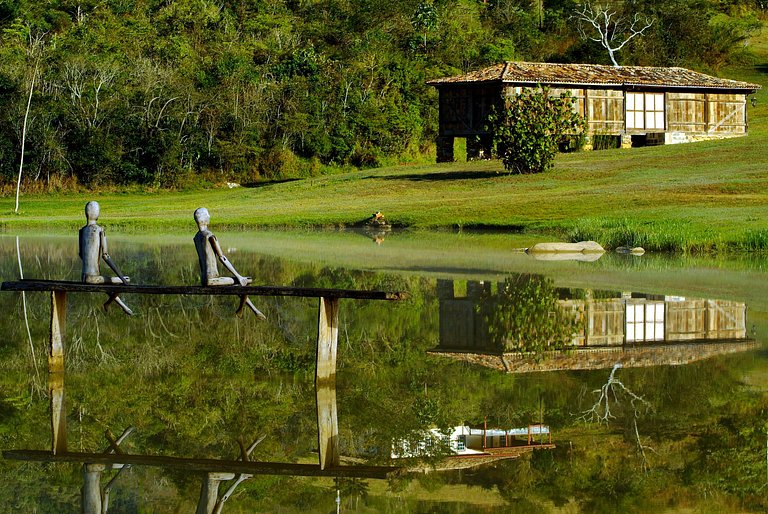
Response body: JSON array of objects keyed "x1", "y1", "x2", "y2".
[
  {"x1": 626, "y1": 302, "x2": 665, "y2": 342},
  {"x1": 626, "y1": 92, "x2": 665, "y2": 131}
]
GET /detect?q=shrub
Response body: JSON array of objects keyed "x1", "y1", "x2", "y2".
[{"x1": 488, "y1": 87, "x2": 587, "y2": 174}]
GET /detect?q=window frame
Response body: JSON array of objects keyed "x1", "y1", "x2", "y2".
[{"x1": 626, "y1": 92, "x2": 666, "y2": 131}]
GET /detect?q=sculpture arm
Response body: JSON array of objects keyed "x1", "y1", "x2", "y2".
[
  {"x1": 100, "y1": 228, "x2": 129, "y2": 285},
  {"x1": 100, "y1": 227, "x2": 108, "y2": 257},
  {"x1": 209, "y1": 235, "x2": 248, "y2": 286}
]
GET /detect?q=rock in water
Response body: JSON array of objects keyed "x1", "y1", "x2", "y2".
[{"x1": 527, "y1": 241, "x2": 605, "y2": 254}]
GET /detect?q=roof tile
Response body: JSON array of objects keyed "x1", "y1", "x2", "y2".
[{"x1": 427, "y1": 62, "x2": 760, "y2": 91}]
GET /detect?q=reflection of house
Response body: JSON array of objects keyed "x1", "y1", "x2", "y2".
[
  {"x1": 433, "y1": 279, "x2": 756, "y2": 373},
  {"x1": 392, "y1": 423, "x2": 554, "y2": 471},
  {"x1": 438, "y1": 280, "x2": 748, "y2": 349},
  {"x1": 427, "y1": 62, "x2": 760, "y2": 162}
]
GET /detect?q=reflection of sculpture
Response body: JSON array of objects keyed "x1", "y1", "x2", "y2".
[
  {"x1": 193, "y1": 208, "x2": 265, "y2": 319},
  {"x1": 79, "y1": 201, "x2": 133, "y2": 315}
]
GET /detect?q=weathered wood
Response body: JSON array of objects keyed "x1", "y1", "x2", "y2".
[
  {"x1": 317, "y1": 297, "x2": 340, "y2": 470},
  {"x1": 49, "y1": 290, "x2": 68, "y2": 455},
  {"x1": 196, "y1": 475, "x2": 223, "y2": 514},
  {"x1": 2, "y1": 280, "x2": 407, "y2": 301},
  {"x1": 2, "y1": 450, "x2": 398, "y2": 479},
  {"x1": 50, "y1": 372, "x2": 66, "y2": 455},
  {"x1": 81, "y1": 463, "x2": 104, "y2": 514},
  {"x1": 50, "y1": 291, "x2": 66, "y2": 372}
]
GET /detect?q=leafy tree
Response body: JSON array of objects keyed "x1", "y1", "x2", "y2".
[
  {"x1": 476, "y1": 274, "x2": 585, "y2": 353},
  {"x1": 488, "y1": 86, "x2": 586, "y2": 174},
  {"x1": 411, "y1": 1, "x2": 439, "y2": 51}
]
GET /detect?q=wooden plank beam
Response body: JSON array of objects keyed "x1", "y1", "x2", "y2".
[
  {"x1": 2, "y1": 280, "x2": 407, "y2": 301},
  {"x1": 316, "y1": 297, "x2": 339, "y2": 470},
  {"x1": 2, "y1": 451, "x2": 398, "y2": 479}
]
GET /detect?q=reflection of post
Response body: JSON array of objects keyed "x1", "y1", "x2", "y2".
[
  {"x1": 50, "y1": 373, "x2": 66, "y2": 456},
  {"x1": 50, "y1": 291, "x2": 66, "y2": 372},
  {"x1": 196, "y1": 473, "x2": 234, "y2": 514},
  {"x1": 50, "y1": 291, "x2": 67, "y2": 455},
  {"x1": 316, "y1": 297, "x2": 339, "y2": 470},
  {"x1": 81, "y1": 463, "x2": 105, "y2": 514}
]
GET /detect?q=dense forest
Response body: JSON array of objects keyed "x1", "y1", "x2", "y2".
[{"x1": 0, "y1": 0, "x2": 764, "y2": 188}]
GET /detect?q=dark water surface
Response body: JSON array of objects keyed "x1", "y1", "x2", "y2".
[{"x1": 0, "y1": 231, "x2": 766, "y2": 513}]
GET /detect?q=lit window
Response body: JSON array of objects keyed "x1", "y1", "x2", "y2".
[
  {"x1": 626, "y1": 302, "x2": 665, "y2": 342},
  {"x1": 626, "y1": 93, "x2": 665, "y2": 130}
]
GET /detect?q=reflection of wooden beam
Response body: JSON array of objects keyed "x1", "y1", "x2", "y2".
[
  {"x1": 50, "y1": 291, "x2": 66, "y2": 372},
  {"x1": 81, "y1": 463, "x2": 104, "y2": 514},
  {"x1": 3, "y1": 451, "x2": 398, "y2": 479},
  {"x1": 50, "y1": 373, "x2": 66, "y2": 456},
  {"x1": 317, "y1": 297, "x2": 339, "y2": 470},
  {"x1": 196, "y1": 474, "x2": 230, "y2": 514},
  {"x1": 2, "y1": 280, "x2": 407, "y2": 301},
  {"x1": 50, "y1": 291, "x2": 67, "y2": 455}
]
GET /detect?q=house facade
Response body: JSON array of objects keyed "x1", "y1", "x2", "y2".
[{"x1": 427, "y1": 62, "x2": 761, "y2": 162}]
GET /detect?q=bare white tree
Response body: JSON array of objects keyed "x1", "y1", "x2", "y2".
[
  {"x1": 580, "y1": 364, "x2": 655, "y2": 471},
  {"x1": 573, "y1": 2, "x2": 654, "y2": 67},
  {"x1": 14, "y1": 27, "x2": 46, "y2": 213}
]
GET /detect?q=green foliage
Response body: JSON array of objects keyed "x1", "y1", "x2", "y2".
[
  {"x1": 488, "y1": 87, "x2": 587, "y2": 174},
  {"x1": 0, "y1": 0, "x2": 760, "y2": 188},
  {"x1": 476, "y1": 274, "x2": 583, "y2": 353}
]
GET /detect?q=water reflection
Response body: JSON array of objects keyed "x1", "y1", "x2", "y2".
[
  {"x1": 433, "y1": 276, "x2": 757, "y2": 372},
  {"x1": 0, "y1": 235, "x2": 767, "y2": 512}
]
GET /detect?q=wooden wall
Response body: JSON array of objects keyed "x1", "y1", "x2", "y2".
[
  {"x1": 438, "y1": 85, "x2": 502, "y2": 137},
  {"x1": 706, "y1": 93, "x2": 747, "y2": 134},
  {"x1": 436, "y1": 84, "x2": 750, "y2": 141}
]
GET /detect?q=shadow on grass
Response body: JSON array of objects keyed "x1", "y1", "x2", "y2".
[
  {"x1": 242, "y1": 178, "x2": 302, "y2": 188},
  {"x1": 381, "y1": 170, "x2": 502, "y2": 181}
]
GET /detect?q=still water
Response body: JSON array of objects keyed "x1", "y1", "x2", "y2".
[{"x1": 0, "y1": 230, "x2": 766, "y2": 513}]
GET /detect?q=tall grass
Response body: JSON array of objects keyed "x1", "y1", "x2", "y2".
[{"x1": 565, "y1": 218, "x2": 723, "y2": 254}]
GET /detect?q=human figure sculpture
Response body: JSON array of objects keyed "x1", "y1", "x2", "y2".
[
  {"x1": 193, "y1": 207, "x2": 265, "y2": 319},
  {"x1": 79, "y1": 201, "x2": 133, "y2": 315}
]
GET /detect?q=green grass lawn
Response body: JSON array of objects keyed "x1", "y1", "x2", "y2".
[{"x1": 1, "y1": 65, "x2": 767, "y2": 253}]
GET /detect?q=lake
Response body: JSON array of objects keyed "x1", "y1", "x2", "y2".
[{"x1": 0, "y1": 230, "x2": 766, "y2": 513}]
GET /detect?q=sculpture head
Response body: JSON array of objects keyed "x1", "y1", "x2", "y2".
[
  {"x1": 85, "y1": 201, "x2": 100, "y2": 223},
  {"x1": 194, "y1": 207, "x2": 210, "y2": 229}
]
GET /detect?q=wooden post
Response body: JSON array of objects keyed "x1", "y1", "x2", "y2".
[
  {"x1": 317, "y1": 297, "x2": 340, "y2": 470},
  {"x1": 81, "y1": 463, "x2": 104, "y2": 514},
  {"x1": 50, "y1": 291, "x2": 67, "y2": 455},
  {"x1": 50, "y1": 291, "x2": 66, "y2": 372}
]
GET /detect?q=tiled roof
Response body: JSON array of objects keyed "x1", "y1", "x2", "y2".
[{"x1": 427, "y1": 62, "x2": 760, "y2": 91}]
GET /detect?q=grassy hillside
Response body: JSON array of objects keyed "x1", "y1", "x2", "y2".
[{"x1": 1, "y1": 62, "x2": 767, "y2": 253}]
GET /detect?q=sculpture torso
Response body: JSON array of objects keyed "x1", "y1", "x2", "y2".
[
  {"x1": 194, "y1": 229, "x2": 220, "y2": 286},
  {"x1": 79, "y1": 223, "x2": 103, "y2": 282}
]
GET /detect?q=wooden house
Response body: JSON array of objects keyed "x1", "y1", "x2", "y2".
[{"x1": 427, "y1": 62, "x2": 761, "y2": 162}]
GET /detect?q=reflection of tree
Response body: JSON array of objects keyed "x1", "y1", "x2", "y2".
[
  {"x1": 333, "y1": 477, "x2": 369, "y2": 511},
  {"x1": 580, "y1": 364, "x2": 653, "y2": 472},
  {"x1": 477, "y1": 275, "x2": 584, "y2": 354}
]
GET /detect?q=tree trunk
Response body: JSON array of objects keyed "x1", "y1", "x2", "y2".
[{"x1": 15, "y1": 66, "x2": 37, "y2": 213}]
